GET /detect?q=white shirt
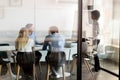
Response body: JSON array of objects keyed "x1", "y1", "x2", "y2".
[
  {"x1": 18, "y1": 39, "x2": 34, "y2": 52},
  {"x1": 92, "y1": 20, "x2": 100, "y2": 39}
]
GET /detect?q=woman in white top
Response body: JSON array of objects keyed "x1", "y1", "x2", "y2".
[
  {"x1": 15, "y1": 27, "x2": 35, "y2": 77},
  {"x1": 91, "y1": 10, "x2": 101, "y2": 72},
  {"x1": 91, "y1": 10, "x2": 100, "y2": 51}
]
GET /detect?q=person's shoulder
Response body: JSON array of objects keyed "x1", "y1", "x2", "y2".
[
  {"x1": 59, "y1": 34, "x2": 64, "y2": 37},
  {"x1": 29, "y1": 38, "x2": 34, "y2": 42},
  {"x1": 58, "y1": 34, "x2": 65, "y2": 40},
  {"x1": 54, "y1": 33, "x2": 63, "y2": 37},
  {"x1": 27, "y1": 39, "x2": 34, "y2": 45},
  {"x1": 46, "y1": 34, "x2": 52, "y2": 38}
]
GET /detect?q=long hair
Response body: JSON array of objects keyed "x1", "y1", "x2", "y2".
[{"x1": 15, "y1": 27, "x2": 29, "y2": 50}]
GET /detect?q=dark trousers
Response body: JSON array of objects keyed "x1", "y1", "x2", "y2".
[
  {"x1": 93, "y1": 39, "x2": 100, "y2": 71},
  {"x1": 16, "y1": 51, "x2": 42, "y2": 76},
  {"x1": 94, "y1": 54, "x2": 100, "y2": 71},
  {"x1": 46, "y1": 51, "x2": 66, "y2": 75}
]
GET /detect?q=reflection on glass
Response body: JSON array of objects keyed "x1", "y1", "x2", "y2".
[{"x1": 82, "y1": 0, "x2": 119, "y2": 80}]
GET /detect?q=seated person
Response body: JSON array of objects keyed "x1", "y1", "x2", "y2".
[
  {"x1": 25, "y1": 23, "x2": 42, "y2": 45},
  {"x1": 42, "y1": 26, "x2": 66, "y2": 78},
  {"x1": 15, "y1": 27, "x2": 42, "y2": 79}
]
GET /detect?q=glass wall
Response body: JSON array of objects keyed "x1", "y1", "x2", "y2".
[
  {"x1": 81, "y1": 0, "x2": 119, "y2": 80},
  {"x1": 93, "y1": 0, "x2": 119, "y2": 75},
  {"x1": 0, "y1": 0, "x2": 119, "y2": 80}
]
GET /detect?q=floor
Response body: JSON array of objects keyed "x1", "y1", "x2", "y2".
[
  {"x1": 100, "y1": 59, "x2": 119, "y2": 74},
  {"x1": 0, "y1": 61, "x2": 119, "y2": 80}
]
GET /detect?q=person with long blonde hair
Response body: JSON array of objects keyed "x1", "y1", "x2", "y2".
[
  {"x1": 25, "y1": 23, "x2": 42, "y2": 45},
  {"x1": 15, "y1": 27, "x2": 30, "y2": 51},
  {"x1": 15, "y1": 27, "x2": 35, "y2": 79}
]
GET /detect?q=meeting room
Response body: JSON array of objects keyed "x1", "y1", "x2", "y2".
[{"x1": 0, "y1": 0, "x2": 119, "y2": 80}]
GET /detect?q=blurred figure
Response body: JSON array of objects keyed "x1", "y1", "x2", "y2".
[
  {"x1": 72, "y1": 38, "x2": 88, "y2": 60},
  {"x1": 70, "y1": 38, "x2": 88, "y2": 74},
  {"x1": 25, "y1": 23, "x2": 42, "y2": 64},
  {"x1": 15, "y1": 27, "x2": 42, "y2": 79},
  {"x1": 15, "y1": 27, "x2": 35, "y2": 78},
  {"x1": 91, "y1": 10, "x2": 100, "y2": 50},
  {"x1": 91, "y1": 10, "x2": 101, "y2": 72},
  {"x1": 42, "y1": 26, "x2": 66, "y2": 78},
  {"x1": 25, "y1": 23, "x2": 42, "y2": 45}
]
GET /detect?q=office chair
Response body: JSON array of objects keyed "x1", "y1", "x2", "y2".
[
  {"x1": 16, "y1": 51, "x2": 42, "y2": 80},
  {"x1": 46, "y1": 64, "x2": 66, "y2": 80},
  {"x1": 45, "y1": 51, "x2": 66, "y2": 80},
  {"x1": 70, "y1": 38, "x2": 95, "y2": 80},
  {"x1": 70, "y1": 54, "x2": 95, "y2": 80},
  {"x1": 16, "y1": 63, "x2": 36, "y2": 80}
]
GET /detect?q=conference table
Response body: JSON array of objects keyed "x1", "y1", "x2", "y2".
[
  {"x1": 0, "y1": 43, "x2": 77, "y2": 79},
  {"x1": 0, "y1": 45, "x2": 43, "y2": 80},
  {"x1": 0, "y1": 43, "x2": 77, "y2": 61},
  {"x1": 0, "y1": 45, "x2": 16, "y2": 80}
]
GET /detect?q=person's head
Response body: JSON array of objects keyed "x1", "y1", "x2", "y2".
[
  {"x1": 18, "y1": 27, "x2": 29, "y2": 38},
  {"x1": 15, "y1": 27, "x2": 29, "y2": 50},
  {"x1": 91, "y1": 10, "x2": 100, "y2": 20},
  {"x1": 49, "y1": 26, "x2": 59, "y2": 34},
  {"x1": 25, "y1": 23, "x2": 34, "y2": 35}
]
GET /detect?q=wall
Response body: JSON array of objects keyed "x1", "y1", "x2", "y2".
[
  {"x1": 0, "y1": 0, "x2": 77, "y2": 44},
  {"x1": 105, "y1": 45, "x2": 119, "y2": 64},
  {"x1": 111, "y1": 0, "x2": 120, "y2": 46}
]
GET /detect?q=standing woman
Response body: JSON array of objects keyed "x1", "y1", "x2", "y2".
[
  {"x1": 15, "y1": 27, "x2": 35, "y2": 78},
  {"x1": 91, "y1": 10, "x2": 101, "y2": 72},
  {"x1": 91, "y1": 10, "x2": 100, "y2": 51}
]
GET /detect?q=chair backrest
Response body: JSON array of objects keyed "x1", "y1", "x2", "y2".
[{"x1": 0, "y1": 43, "x2": 9, "y2": 58}]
